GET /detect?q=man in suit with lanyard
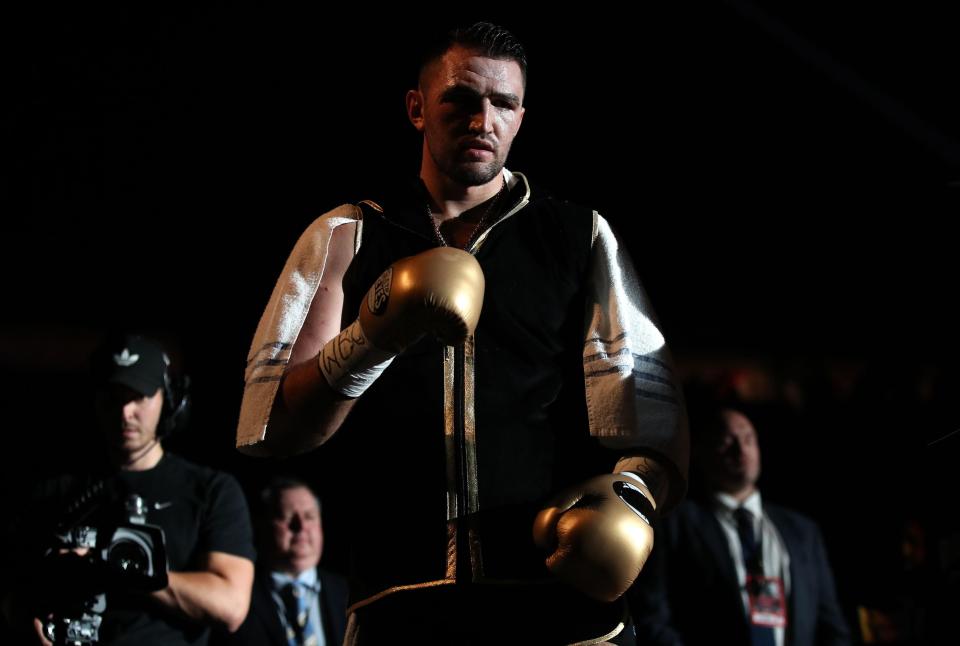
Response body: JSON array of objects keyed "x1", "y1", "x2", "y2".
[
  {"x1": 632, "y1": 406, "x2": 851, "y2": 646},
  {"x1": 222, "y1": 478, "x2": 348, "y2": 646}
]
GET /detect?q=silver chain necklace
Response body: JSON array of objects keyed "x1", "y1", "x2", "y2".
[{"x1": 427, "y1": 182, "x2": 506, "y2": 249}]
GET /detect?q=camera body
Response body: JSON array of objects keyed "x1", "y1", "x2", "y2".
[
  {"x1": 43, "y1": 494, "x2": 169, "y2": 645},
  {"x1": 57, "y1": 517, "x2": 169, "y2": 589}
]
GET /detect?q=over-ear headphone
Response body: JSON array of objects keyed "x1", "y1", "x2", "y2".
[{"x1": 159, "y1": 352, "x2": 191, "y2": 438}]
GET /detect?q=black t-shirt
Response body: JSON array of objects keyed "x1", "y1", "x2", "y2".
[{"x1": 21, "y1": 454, "x2": 255, "y2": 646}]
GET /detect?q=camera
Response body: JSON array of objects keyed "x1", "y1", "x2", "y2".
[{"x1": 41, "y1": 493, "x2": 169, "y2": 645}]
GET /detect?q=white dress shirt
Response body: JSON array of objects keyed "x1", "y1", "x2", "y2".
[
  {"x1": 712, "y1": 490, "x2": 791, "y2": 646},
  {"x1": 270, "y1": 568, "x2": 326, "y2": 646}
]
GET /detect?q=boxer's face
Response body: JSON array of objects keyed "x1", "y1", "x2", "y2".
[{"x1": 409, "y1": 45, "x2": 525, "y2": 187}]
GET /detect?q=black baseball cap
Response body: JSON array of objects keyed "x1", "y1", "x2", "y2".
[{"x1": 91, "y1": 334, "x2": 168, "y2": 397}]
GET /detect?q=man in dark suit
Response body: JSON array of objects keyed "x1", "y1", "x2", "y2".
[
  {"x1": 220, "y1": 477, "x2": 348, "y2": 646},
  {"x1": 632, "y1": 406, "x2": 850, "y2": 646}
]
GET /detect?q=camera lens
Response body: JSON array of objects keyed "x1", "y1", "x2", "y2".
[
  {"x1": 108, "y1": 539, "x2": 150, "y2": 573},
  {"x1": 107, "y1": 527, "x2": 155, "y2": 575}
]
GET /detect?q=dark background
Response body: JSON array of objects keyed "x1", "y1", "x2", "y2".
[{"x1": 4, "y1": 3, "x2": 959, "y2": 641}]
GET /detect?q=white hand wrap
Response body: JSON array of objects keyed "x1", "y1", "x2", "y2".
[
  {"x1": 614, "y1": 455, "x2": 668, "y2": 509},
  {"x1": 317, "y1": 320, "x2": 395, "y2": 398},
  {"x1": 616, "y1": 471, "x2": 648, "y2": 490}
]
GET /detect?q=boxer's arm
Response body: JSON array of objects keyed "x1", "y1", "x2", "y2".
[
  {"x1": 242, "y1": 236, "x2": 485, "y2": 458},
  {"x1": 239, "y1": 222, "x2": 359, "y2": 457},
  {"x1": 583, "y1": 212, "x2": 689, "y2": 511}
]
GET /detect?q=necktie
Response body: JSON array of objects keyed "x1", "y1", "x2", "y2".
[
  {"x1": 734, "y1": 507, "x2": 775, "y2": 646},
  {"x1": 280, "y1": 582, "x2": 318, "y2": 646},
  {"x1": 734, "y1": 507, "x2": 763, "y2": 574}
]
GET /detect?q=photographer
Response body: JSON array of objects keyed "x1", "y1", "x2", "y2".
[{"x1": 8, "y1": 334, "x2": 255, "y2": 645}]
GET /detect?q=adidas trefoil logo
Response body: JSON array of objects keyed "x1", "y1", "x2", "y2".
[{"x1": 113, "y1": 348, "x2": 140, "y2": 367}]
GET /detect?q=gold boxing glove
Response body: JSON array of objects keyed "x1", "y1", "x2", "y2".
[
  {"x1": 319, "y1": 247, "x2": 485, "y2": 396},
  {"x1": 358, "y1": 247, "x2": 485, "y2": 352},
  {"x1": 532, "y1": 472, "x2": 655, "y2": 602}
]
